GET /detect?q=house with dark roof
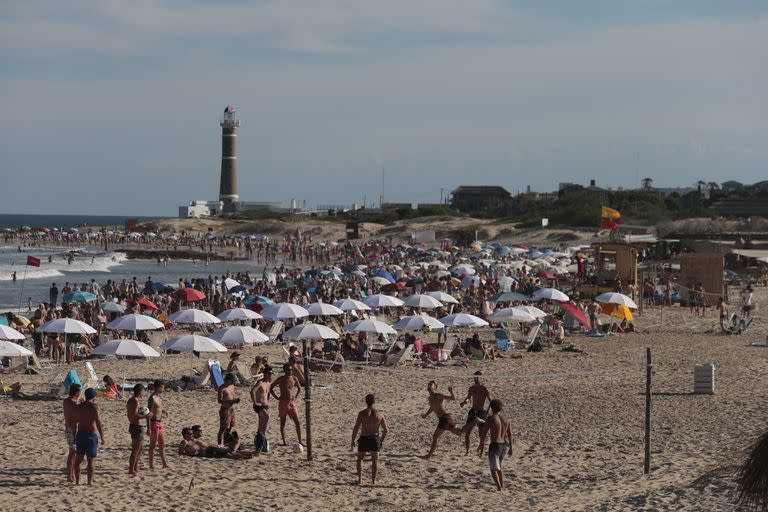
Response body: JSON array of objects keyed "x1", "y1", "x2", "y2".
[{"x1": 450, "y1": 186, "x2": 512, "y2": 215}]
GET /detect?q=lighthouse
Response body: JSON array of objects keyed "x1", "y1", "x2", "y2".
[{"x1": 219, "y1": 105, "x2": 240, "y2": 211}]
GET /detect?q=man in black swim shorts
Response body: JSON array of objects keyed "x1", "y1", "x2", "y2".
[{"x1": 351, "y1": 394, "x2": 389, "y2": 484}]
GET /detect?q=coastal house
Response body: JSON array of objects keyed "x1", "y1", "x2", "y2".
[{"x1": 450, "y1": 186, "x2": 512, "y2": 215}]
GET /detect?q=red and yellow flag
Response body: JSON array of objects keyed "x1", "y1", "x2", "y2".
[{"x1": 601, "y1": 206, "x2": 622, "y2": 231}]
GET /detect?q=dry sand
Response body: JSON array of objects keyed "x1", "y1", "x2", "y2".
[{"x1": 2, "y1": 292, "x2": 766, "y2": 511}]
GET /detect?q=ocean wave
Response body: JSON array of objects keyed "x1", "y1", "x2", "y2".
[{"x1": 0, "y1": 252, "x2": 128, "y2": 282}]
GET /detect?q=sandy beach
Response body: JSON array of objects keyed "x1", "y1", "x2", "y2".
[{"x1": 1, "y1": 291, "x2": 766, "y2": 512}]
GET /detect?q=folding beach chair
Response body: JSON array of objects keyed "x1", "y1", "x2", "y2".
[
  {"x1": 494, "y1": 329, "x2": 510, "y2": 351},
  {"x1": 386, "y1": 344, "x2": 414, "y2": 365},
  {"x1": 265, "y1": 321, "x2": 284, "y2": 342},
  {"x1": 522, "y1": 325, "x2": 542, "y2": 349},
  {"x1": 83, "y1": 361, "x2": 101, "y2": 390},
  {"x1": 30, "y1": 352, "x2": 53, "y2": 371}
]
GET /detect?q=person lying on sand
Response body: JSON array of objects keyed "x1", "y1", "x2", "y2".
[{"x1": 179, "y1": 428, "x2": 255, "y2": 459}]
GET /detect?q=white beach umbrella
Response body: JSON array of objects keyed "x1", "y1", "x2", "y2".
[
  {"x1": 261, "y1": 303, "x2": 310, "y2": 321},
  {"x1": 0, "y1": 340, "x2": 33, "y2": 357},
  {"x1": 0, "y1": 324, "x2": 25, "y2": 340},
  {"x1": 533, "y1": 288, "x2": 570, "y2": 302},
  {"x1": 168, "y1": 308, "x2": 222, "y2": 325},
  {"x1": 284, "y1": 323, "x2": 340, "y2": 340},
  {"x1": 306, "y1": 302, "x2": 345, "y2": 316},
  {"x1": 39, "y1": 318, "x2": 96, "y2": 335},
  {"x1": 403, "y1": 294, "x2": 443, "y2": 309},
  {"x1": 107, "y1": 314, "x2": 164, "y2": 331},
  {"x1": 490, "y1": 291, "x2": 533, "y2": 303},
  {"x1": 452, "y1": 264, "x2": 476, "y2": 275},
  {"x1": 343, "y1": 319, "x2": 397, "y2": 335},
  {"x1": 209, "y1": 326, "x2": 268, "y2": 346},
  {"x1": 370, "y1": 276, "x2": 391, "y2": 286},
  {"x1": 489, "y1": 307, "x2": 537, "y2": 323},
  {"x1": 426, "y1": 291, "x2": 459, "y2": 304},
  {"x1": 498, "y1": 276, "x2": 517, "y2": 291},
  {"x1": 438, "y1": 313, "x2": 489, "y2": 328},
  {"x1": 217, "y1": 308, "x2": 263, "y2": 321},
  {"x1": 393, "y1": 313, "x2": 445, "y2": 332},
  {"x1": 595, "y1": 292, "x2": 639, "y2": 310},
  {"x1": 102, "y1": 302, "x2": 126, "y2": 314},
  {"x1": 92, "y1": 339, "x2": 161, "y2": 358},
  {"x1": 160, "y1": 335, "x2": 227, "y2": 353},
  {"x1": 363, "y1": 294, "x2": 405, "y2": 308},
  {"x1": 515, "y1": 305, "x2": 548, "y2": 318},
  {"x1": 224, "y1": 277, "x2": 241, "y2": 290},
  {"x1": 333, "y1": 298, "x2": 371, "y2": 311}
]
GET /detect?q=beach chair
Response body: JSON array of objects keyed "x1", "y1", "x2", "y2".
[
  {"x1": 208, "y1": 360, "x2": 225, "y2": 390},
  {"x1": 385, "y1": 344, "x2": 414, "y2": 365},
  {"x1": 83, "y1": 361, "x2": 101, "y2": 391},
  {"x1": 30, "y1": 352, "x2": 53, "y2": 371},
  {"x1": 522, "y1": 325, "x2": 542, "y2": 349},
  {"x1": 265, "y1": 321, "x2": 284, "y2": 342},
  {"x1": 494, "y1": 329, "x2": 510, "y2": 351},
  {"x1": 439, "y1": 337, "x2": 457, "y2": 361}
]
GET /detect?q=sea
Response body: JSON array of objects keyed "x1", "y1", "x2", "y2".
[{"x1": 0, "y1": 214, "x2": 267, "y2": 312}]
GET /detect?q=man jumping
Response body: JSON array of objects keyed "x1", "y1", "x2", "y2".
[
  {"x1": 460, "y1": 371, "x2": 491, "y2": 455},
  {"x1": 419, "y1": 381, "x2": 462, "y2": 459}
]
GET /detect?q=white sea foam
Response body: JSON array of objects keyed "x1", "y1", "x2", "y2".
[{"x1": 0, "y1": 251, "x2": 127, "y2": 281}]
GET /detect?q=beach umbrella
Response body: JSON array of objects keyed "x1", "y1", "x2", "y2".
[
  {"x1": 489, "y1": 307, "x2": 537, "y2": 323},
  {"x1": 333, "y1": 298, "x2": 371, "y2": 311},
  {"x1": 533, "y1": 288, "x2": 570, "y2": 302},
  {"x1": 536, "y1": 271, "x2": 556, "y2": 280},
  {"x1": 392, "y1": 313, "x2": 445, "y2": 332},
  {"x1": 244, "y1": 295, "x2": 276, "y2": 308},
  {"x1": 380, "y1": 282, "x2": 406, "y2": 293},
  {"x1": 370, "y1": 276, "x2": 391, "y2": 286},
  {"x1": 276, "y1": 279, "x2": 296, "y2": 289},
  {"x1": 306, "y1": 302, "x2": 345, "y2": 316},
  {"x1": 432, "y1": 270, "x2": 451, "y2": 279},
  {"x1": 176, "y1": 288, "x2": 206, "y2": 302},
  {"x1": 160, "y1": 335, "x2": 227, "y2": 353},
  {"x1": 0, "y1": 317, "x2": 7, "y2": 326},
  {"x1": 498, "y1": 276, "x2": 517, "y2": 291},
  {"x1": 0, "y1": 340, "x2": 33, "y2": 357},
  {"x1": 284, "y1": 323, "x2": 340, "y2": 340},
  {"x1": 168, "y1": 308, "x2": 222, "y2": 325},
  {"x1": 461, "y1": 276, "x2": 481, "y2": 288},
  {"x1": 489, "y1": 291, "x2": 532, "y2": 303},
  {"x1": 374, "y1": 269, "x2": 396, "y2": 283},
  {"x1": 107, "y1": 314, "x2": 164, "y2": 331},
  {"x1": 127, "y1": 297, "x2": 159, "y2": 310},
  {"x1": 426, "y1": 291, "x2": 459, "y2": 304},
  {"x1": 403, "y1": 294, "x2": 443, "y2": 309},
  {"x1": 515, "y1": 305, "x2": 548, "y2": 318},
  {"x1": 209, "y1": 326, "x2": 268, "y2": 346},
  {"x1": 216, "y1": 308, "x2": 263, "y2": 321},
  {"x1": 61, "y1": 291, "x2": 98, "y2": 303},
  {"x1": 0, "y1": 324, "x2": 25, "y2": 340},
  {"x1": 261, "y1": 303, "x2": 309, "y2": 321},
  {"x1": 147, "y1": 281, "x2": 175, "y2": 292},
  {"x1": 600, "y1": 304, "x2": 634, "y2": 321},
  {"x1": 438, "y1": 313, "x2": 488, "y2": 328},
  {"x1": 39, "y1": 318, "x2": 97, "y2": 335},
  {"x1": 224, "y1": 278, "x2": 241, "y2": 290},
  {"x1": 92, "y1": 339, "x2": 161, "y2": 358},
  {"x1": 559, "y1": 303, "x2": 590, "y2": 327},
  {"x1": 102, "y1": 302, "x2": 126, "y2": 314},
  {"x1": 343, "y1": 319, "x2": 397, "y2": 335},
  {"x1": 363, "y1": 294, "x2": 405, "y2": 308},
  {"x1": 452, "y1": 264, "x2": 476, "y2": 276},
  {"x1": 594, "y1": 292, "x2": 639, "y2": 310}
]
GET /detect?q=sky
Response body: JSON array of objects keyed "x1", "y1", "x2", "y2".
[{"x1": 1, "y1": 0, "x2": 766, "y2": 216}]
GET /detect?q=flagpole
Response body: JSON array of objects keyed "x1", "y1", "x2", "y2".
[{"x1": 17, "y1": 265, "x2": 28, "y2": 315}]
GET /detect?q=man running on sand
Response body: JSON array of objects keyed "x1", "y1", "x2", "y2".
[
  {"x1": 460, "y1": 371, "x2": 491, "y2": 455},
  {"x1": 478, "y1": 399, "x2": 513, "y2": 491},
  {"x1": 251, "y1": 365, "x2": 273, "y2": 453},
  {"x1": 63, "y1": 383, "x2": 81, "y2": 482},
  {"x1": 269, "y1": 363, "x2": 303, "y2": 446},
  {"x1": 419, "y1": 381, "x2": 463, "y2": 459},
  {"x1": 126, "y1": 384, "x2": 151, "y2": 475},
  {"x1": 72, "y1": 388, "x2": 105, "y2": 485},
  {"x1": 148, "y1": 380, "x2": 169, "y2": 469},
  {"x1": 218, "y1": 373, "x2": 240, "y2": 444},
  {"x1": 351, "y1": 394, "x2": 389, "y2": 484}
]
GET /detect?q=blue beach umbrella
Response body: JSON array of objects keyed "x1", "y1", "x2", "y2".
[
  {"x1": 374, "y1": 268, "x2": 396, "y2": 283},
  {"x1": 62, "y1": 291, "x2": 98, "y2": 303},
  {"x1": 244, "y1": 295, "x2": 276, "y2": 307}
]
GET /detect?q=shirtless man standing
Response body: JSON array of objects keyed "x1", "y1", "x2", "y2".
[
  {"x1": 269, "y1": 363, "x2": 303, "y2": 446},
  {"x1": 72, "y1": 388, "x2": 105, "y2": 485},
  {"x1": 218, "y1": 373, "x2": 240, "y2": 445},
  {"x1": 460, "y1": 371, "x2": 491, "y2": 455},
  {"x1": 148, "y1": 381, "x2": 169, "y2": 469},
  {"x1": 250, "y1": 365, "x2": 273, "y2": 453},
  {"x1": 126, "y1": 384, "x2": 151, "y2": 475},
  {"x1": 63, "y1": 383, "x2": 81, "y2": 482},
  {"x1": 419, "y1": 381, "x2": 463, "y2": 459},
  {"x1": 478, "y1": 399, "x2": 513, "y2": 491},
  {"x1": 351, "y1": 394, "x2": 389, "y2": 484}
]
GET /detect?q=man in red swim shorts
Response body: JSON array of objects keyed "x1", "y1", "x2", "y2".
[{"x1": 270, "y1": 363, "x2": 303, "y2": 446}]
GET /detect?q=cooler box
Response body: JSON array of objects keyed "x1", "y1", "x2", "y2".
[{"x1": 694, "y1": 363, "x2": 715, "y2": 394}]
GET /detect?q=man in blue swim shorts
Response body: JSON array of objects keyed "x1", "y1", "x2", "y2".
[{"x1": 73, "y1": 388, "x2": 105, "y2": 485}]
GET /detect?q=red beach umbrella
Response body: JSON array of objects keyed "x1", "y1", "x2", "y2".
[
  {"x1": 559, "y1": 302, "x2": 589, "y2": 327},
  {"x1": 537, "y1": 271, "x2": 556, "y2": 280},
  {"x1": 127, "y1": 297, "x2": 159, "y2": 310},
  {"x1": 176, "y1": 288, "x2": 206, "y2": 302}
]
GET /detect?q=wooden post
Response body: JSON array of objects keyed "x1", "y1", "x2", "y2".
[
  {"x1": 644, "y1": 347, "x2": 652, "y2": 475},
  {"x1": 302, "y1": 339, "x2": 313, "y2": 461}
]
